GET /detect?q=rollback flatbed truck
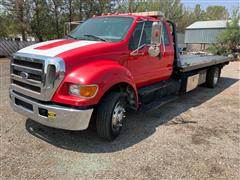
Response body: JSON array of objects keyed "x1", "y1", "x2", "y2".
[{"x1": 9, "y1": 11, "x2": 230, "y2": 140}]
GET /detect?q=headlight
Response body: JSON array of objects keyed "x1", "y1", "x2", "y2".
[{"x1": 69, "y1": 84, "x2": 98, "y2": 98}]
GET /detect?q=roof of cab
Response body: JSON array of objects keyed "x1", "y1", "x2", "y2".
[{"x1": 96, "y1": 11, "x2": 164, "y2": 21}]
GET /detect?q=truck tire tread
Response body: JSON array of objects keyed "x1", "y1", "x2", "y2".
[
  {"x1": 96, "y1": 92, "x2": 122, "y2": 140},
  {"x1": 205, "y1": 67, "x2": 220, "y2": 88}
]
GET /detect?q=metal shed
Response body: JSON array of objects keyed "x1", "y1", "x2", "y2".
[
  {"x1": 184, "y1": 20, "x2": 228, "y2": 50},
  {"x1": 177, "y1": 33, "x2": 186, "y2": 48}
]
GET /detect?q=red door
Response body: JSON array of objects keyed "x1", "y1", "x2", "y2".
[{"x1": 127, "y1": 21, "x2": 174, "y2": 88}]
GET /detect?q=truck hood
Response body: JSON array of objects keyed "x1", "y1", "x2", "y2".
[{"x1": 17, "y1": 39, "x2": 111, "y2": 58}]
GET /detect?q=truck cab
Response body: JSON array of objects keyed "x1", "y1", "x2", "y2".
[{"x1": 9, "y1": 12, "x2": 230, "y2": 140}]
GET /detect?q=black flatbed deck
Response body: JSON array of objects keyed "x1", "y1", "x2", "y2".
[{"x1": 178, "y1": 55, "x2": 230, "y2": 72}]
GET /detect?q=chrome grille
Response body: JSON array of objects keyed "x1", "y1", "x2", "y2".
[
  {"x1": 11, "y1": 57, "x2": 43, "y2": 94},
  {"x1": 10, "y1": 53, "x2": 65, "y2": 101},
  {"x1": 13, "y1": 59, "x2": 43, "y2": 70}
]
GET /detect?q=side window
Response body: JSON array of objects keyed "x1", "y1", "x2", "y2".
[
  {"x1": 162, "y1": 24, "x2": 170, "y2": 45},
  {"x1": 129, "y1": 21, "x2": 153, "y2": 50},
  {"x1": 129, "y1": 22, "x2": 144, "y2": 50},
  {"x1": 144, "y1": 21, "x2": 153, "y2": 44}
]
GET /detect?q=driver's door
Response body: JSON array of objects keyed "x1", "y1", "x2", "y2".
[{"x1": 127, "y1": 21, "x2": 172, "y2": 88}]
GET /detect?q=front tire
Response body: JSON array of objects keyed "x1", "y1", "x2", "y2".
[
  {"x1": 205, "y1": 67, "x2": 221, "y2": 88},
  {"x1": 96, "y1": 92, "x2": 126, "y2": 140}
]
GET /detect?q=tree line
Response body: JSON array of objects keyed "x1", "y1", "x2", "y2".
[{"x1": 0, "y1": 0, "x2": 230, "y2": 42}]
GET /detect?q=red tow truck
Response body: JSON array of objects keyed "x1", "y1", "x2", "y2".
[{"x1": 10, "y1": 11, "x2": 230, "y2": 140}]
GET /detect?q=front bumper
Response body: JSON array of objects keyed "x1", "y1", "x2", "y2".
[{"x1": 10, "y1": 90, "x2": 93, "y2": 131}]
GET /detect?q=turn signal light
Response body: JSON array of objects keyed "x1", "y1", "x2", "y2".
[
  {"x1": 80, "y1": 85, "x2": 98, "y2": 98},
  {"x1": 69, "y1": 84, "x2": 98, "y2": 98}
]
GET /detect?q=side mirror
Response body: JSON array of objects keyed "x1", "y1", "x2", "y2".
[{"x1": 148, "y1": 21, "x2": 162, "y2": 57}]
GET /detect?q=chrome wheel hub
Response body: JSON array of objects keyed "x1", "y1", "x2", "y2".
[{"x1": 112, "y1": 102, "x2": 126, "y2": 129}]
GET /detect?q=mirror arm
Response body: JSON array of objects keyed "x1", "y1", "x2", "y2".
[
  {"x1": 161, "y1": 36, "x2": 166, "y2": 53},
  {"x1": 130, "y1": 21, "x2": 146, "y2": 56},
  {"x1": 130, "y1": 44, "x2": 146, "y2": 56},
  {"x1": 137, "y1": 22, "x2": 145, "y2": 51}
]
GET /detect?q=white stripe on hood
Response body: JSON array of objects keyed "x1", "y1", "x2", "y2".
[{"x1": 18, "y1": 40, "x2": 100, "y2": 57}]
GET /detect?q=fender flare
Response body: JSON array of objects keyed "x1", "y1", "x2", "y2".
[
  {"x1": 89, "y1": 64, "x2": 139, "y2": 107},
  {"x1": 98, "y1": 75, "x2": 139, "y2": 108}
]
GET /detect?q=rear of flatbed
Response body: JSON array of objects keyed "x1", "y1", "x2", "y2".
[
  {"x1": 173, "y1": 54, "x2": 230, "y2": 93},
  {"x1": 167, "y1": 20, "x2": 230, "y2": 74},
  {"x1": 177, "y1": 55, "x2": 230, "y2": 72}
]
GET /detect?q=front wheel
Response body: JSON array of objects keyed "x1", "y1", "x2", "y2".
[{"x1": 96, "y1": 92, "x2": 126, "y2": 140}]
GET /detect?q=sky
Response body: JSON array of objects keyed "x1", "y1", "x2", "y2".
[{"x1": 181, "y1": 0, "x2": 240, "y2": 13}]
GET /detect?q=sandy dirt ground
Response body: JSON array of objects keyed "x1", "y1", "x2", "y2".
[{"x1": 0, "y1": 58, "x2": 239, "y2": 179}]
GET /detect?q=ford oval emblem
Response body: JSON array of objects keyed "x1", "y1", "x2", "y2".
[{"x1": 20, "y1": 71, "x2": 29, "y2": 79}]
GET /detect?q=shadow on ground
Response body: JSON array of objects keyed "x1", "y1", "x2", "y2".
[{"x1": 25, "y1": 77, "x2": 239, "y2": 153}]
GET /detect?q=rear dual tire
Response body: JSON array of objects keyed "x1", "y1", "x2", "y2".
[{"x1": 205, "y1": 67, "x2": 221, "y2": 88}]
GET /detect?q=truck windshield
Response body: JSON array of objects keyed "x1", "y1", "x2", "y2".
[{"x1": 69, "y1": 17, "x2": 134, "y2": 42}]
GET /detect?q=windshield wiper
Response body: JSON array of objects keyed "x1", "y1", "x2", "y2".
[{"x1": 83, "y1": 34, "x2": 107, "y2": 42}]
